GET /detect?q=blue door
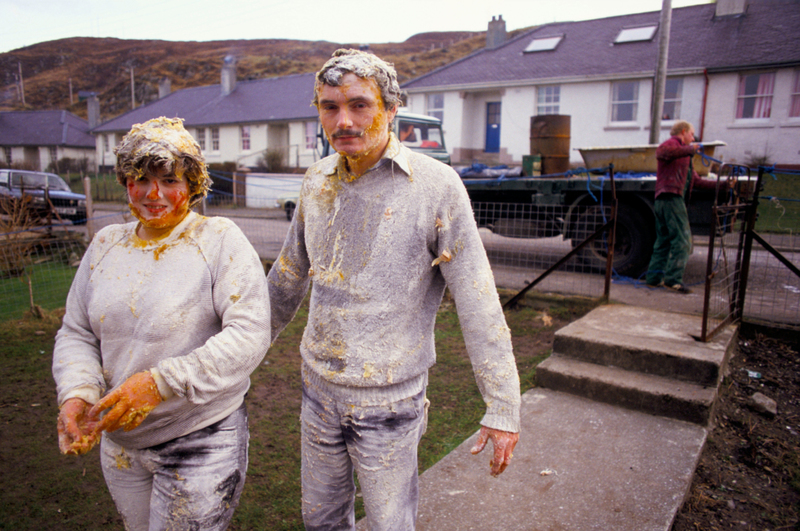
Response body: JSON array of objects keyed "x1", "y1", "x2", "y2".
[{"x1": 485, "y1": 102, "x2": 501, "y2": 153}]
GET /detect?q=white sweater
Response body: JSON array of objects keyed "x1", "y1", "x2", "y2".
[
  {"x1": 268, "y1": 136, "x2": 520, "y2": 432},
  {"x1": 53, "y1": 211, "x2": 271, "y2": 449}
]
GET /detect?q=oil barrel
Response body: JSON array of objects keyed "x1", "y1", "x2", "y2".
[{"x1": 530, "y1": 115, "x2": 571, "y2": 175}]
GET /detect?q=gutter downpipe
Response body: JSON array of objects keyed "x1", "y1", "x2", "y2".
[{"x1": 699, "y1": 68, "x2": 709, "y2": 141}]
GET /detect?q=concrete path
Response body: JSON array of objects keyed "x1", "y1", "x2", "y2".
[{"x1": 415, "y1": 389, "x2": 706, "y2": 531}]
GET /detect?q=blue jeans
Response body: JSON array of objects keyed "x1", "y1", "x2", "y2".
[
  {"x1": 100, "y1": 403, "x2": 249, "y2": 531},
  {"x1": 300, "y1": 379, "x2": 429, "y2": 531}
]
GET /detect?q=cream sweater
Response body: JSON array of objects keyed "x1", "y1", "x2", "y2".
[
  {"x1": 268, "y1": 136, "x2": 520, "y2": 432},
  {"x1": 53, "y1": 211, "x2": 271, "y2": 449}
]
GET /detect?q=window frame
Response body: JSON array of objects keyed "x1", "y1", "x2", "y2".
[
  {"x1": 736, "y1": 72, "x2": 775, "y2": 120},
  {"x1": 240, "y1": 125, "x2": 251, "y2": 151},
  {"x1": 196, "y1": 128, "x2": 206, "y2": 151},
  {"x1": 211, "y1": 128, "x2": 220, "y2": 151},
  {"x1": 610, "y1": 80, "x2": 640, "y2": 123},
  {"x1": 536, "y1": 85, "x2": 561, "y2": 115},
  {"x1": 427, "y1": 93, "x2": 444, "y2": 122},
  {"x1": 661, "y1": 78, "x2": 683, "y2": 121},
  {"x1": 790, "y1": 70, "x2": 800, "y2": 118}
]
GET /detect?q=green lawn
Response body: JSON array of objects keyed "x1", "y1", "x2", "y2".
[{"x1": 0, "y1": 292, "x2": 599, "y2": 530}]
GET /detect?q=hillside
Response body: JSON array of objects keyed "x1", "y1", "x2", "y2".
[{"x1": 0, "y1": 30, "x2": 515, "y2": 122}]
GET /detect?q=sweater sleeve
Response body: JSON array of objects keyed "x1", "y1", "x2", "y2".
[
  {"x1": 52, "y1": 236, "x2": 108, "y2": 406},
  {"x1": 434, "y1": 174, "x2": 521, "y2": 433},
  {"x1": 156, "y1": 223, "x2": 272, "y2": 404},
  {"x1": 266, "y1": 188, "x2": 311, "y2": 343},
  {"x1": 657, "y1": 138, "x2": 696, "y2": 162}
]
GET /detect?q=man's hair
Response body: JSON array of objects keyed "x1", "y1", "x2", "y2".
[
  {"x1": 312, "y1": 49, "x2": 404, "y2": 112},
  {"x1": 114, "y1": 116, "x2": 211, "y2": 208},
  {"x1": 670, "y1": 120, "x2": 693, "y2": 137}
]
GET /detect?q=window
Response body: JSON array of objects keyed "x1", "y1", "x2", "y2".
[
  {"x1": 241, "y1": 126, "x2": 251, "y2": 150},
  {"x1": 49, "y1": 146, "x2": 58, "y2": 163},
  {"x1": 427, "y1": 94, "x2": 444, "y2": 122},
  {"x1": 662, "y1": 78, "x2": 683, "y2": 120},
  {"x1": 103, "y1": 134, "x2": 110, "y2": 152},
  {"x1": 3, "y1": 147, "x2": 11, "y2": 164},
  {"x1": 790, "y1": 71, "x2": 800, "y2": 118},
  {"x1": 211, "y1": 128, "x2": 220, "y2": 151},
  {"x1": 537, "y1": 85, "x2": 560, "y2": 115},
  {"x1": 305, "y1": 122, "x2": 317, "y2": 149},
  {"x1": 611, "y1": 81, "x2": 639, "y2": 122},
  {"x1": 196, "y1": 128, "x2": 206, "y2": 150},
  {"x1": 615, "y1": 25, "x2": 657, "y2": 44},
  {"x1": 736, "y1": 72, "x2": 775, "y2": 119},
  {"x1": 524, "y1": 35, "x2": 563, "y2": 53}
]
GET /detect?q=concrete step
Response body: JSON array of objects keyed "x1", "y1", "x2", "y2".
[
  {"x1": 536, "y1": 355, "x2": 718, "y2": 425},
  {"x1": 552, "y1": 305, "x2": 734, "y2": 387}
]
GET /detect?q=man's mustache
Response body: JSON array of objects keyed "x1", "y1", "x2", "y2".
[{"x1": 332, "y1": 130, "x2": 363, "y2": 139}]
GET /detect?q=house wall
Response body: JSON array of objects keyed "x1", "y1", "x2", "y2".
[
  {"x1": 1, "y1": 145, "x2": 94, "y2": 171},
  {"x1": 407, "y1": 73, "x2": 713, "y2": 168},
  {"x1": 95, "y1": 119, "x2": 321, "y2": 173},
  {"x1": 703, "y1": 69, "x2": 800, "y2": 166}
]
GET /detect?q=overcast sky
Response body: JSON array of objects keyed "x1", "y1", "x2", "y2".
[{"x1": 2, "y1": 0, "x2": 710, "y2": 55}]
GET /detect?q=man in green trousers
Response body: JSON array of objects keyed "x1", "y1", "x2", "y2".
[{"x1": 646, "y1": 121, "x2": 718, "y2": 294}]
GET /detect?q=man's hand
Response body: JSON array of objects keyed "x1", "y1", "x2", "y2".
[
  {"x1": 57, "y1": 397, "x2": 100, "y2": 455},
  {"x1": 89, "y1": 371, "x2": 163, "y2": 434},
  {"x1": 470, "y1": 426, "x2": 519, "y2": 477}
]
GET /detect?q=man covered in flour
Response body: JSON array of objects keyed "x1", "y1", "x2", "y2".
[{"x1": 267, "y1": 49, "x2": 521, "y2": 530}]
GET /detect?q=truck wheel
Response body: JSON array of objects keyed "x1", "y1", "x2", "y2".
[
  {"x1": 572, "y1": 205, "x2": 654, "y2": 277},
  {"x1": 285, "y1": 202, "x2": 296, "y2": 221}
]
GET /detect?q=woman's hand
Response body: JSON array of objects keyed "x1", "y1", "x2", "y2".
[
  {"x1": 89, "y1": 371, "x2": 163, "y2": 433},
  {"x1": 57, "y1": 397, "x2": 100, "y2": 455}
]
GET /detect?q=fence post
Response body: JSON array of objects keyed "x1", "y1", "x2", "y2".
[{"x1": 83, "y1": 175, "x2": 95, "y2": 241}]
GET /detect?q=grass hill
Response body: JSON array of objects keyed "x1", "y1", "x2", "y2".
[{"x1": 0, "y1": 30, "x2": 517, "y2": 122}]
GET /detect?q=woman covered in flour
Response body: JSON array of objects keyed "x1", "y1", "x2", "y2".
[{"x1": 52, "y1": 117, "x2": 271, "y2": 530}]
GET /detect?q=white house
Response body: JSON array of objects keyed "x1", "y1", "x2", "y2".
[
  {"x1": 0, "y1": 110, "x2": 96, "y2": 171},
  {"x1": 91, "y1": 58, "x2": 320, "y2": 172},
  {"x1": 401, "y1": 1, "x2": 800, "y2": 168}
]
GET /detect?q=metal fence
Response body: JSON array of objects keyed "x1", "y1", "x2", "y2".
[{"x1": 1, "y1": 169, "x2": 798, "y2": 328}]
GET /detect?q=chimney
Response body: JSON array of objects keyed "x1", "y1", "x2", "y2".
[
  {"x1": 158, "y1": 77, "x2": 172, "y2": 99},
  {"x1": 87, "y1": 95, "x2": 100, "y2": 129},
  {"x1": 486, "y1": 15, "x2": 507, "y2": 50},
  {"x1": 221, "y1": 56, "x2": 237, "y2": 96},
  {"x1": 715, "y1": 0, "x2": 749, "y2": 17}
]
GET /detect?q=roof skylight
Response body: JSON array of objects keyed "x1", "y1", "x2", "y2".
[
  {"x1": 614, "y1": 25, "x2": 658, "y2": 44},
  {"x1": 524, "y1": 35, "x2": 564, "y2": 53}
]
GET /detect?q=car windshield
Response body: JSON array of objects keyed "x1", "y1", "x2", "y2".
[
  {"x1": 10, "y1": 172, "x2": 71, "y2": 191},
  {"x1": 396, "y1": 121, "x2": 444, "y2": 149}
]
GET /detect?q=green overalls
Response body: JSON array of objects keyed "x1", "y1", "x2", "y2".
[{"x1": 645, "y1": 164, "x2": 693, "y2": 287}]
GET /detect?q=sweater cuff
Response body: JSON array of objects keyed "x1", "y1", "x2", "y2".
[
  {"x1": 150, "y1": 368, "x2": 175, "y2": 400},
  {"x1": 61, "y1": 385, "x2": 102, "y2": 407},
  {"x1": 480, "y1": 402, "x2": 521, "y2": 433}
]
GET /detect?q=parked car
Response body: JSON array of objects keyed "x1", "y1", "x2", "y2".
[{"x1": 0, "y1": 169, "x2": 87, "y2": 225}]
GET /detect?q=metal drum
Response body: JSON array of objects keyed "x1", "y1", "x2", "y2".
[{"x1": 530, "y1": 115, "x2": 571, "y2": 175}]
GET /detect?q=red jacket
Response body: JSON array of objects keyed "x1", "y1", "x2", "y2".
[{"x1": 655, "y1": 136, "x2": 717, "y2": 199}]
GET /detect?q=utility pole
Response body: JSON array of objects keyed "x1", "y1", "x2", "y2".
[
  {"x1": 18, "y1": 62, "x2": 25, "y2": 106},
  {"x1": 650, "y1": 0, "x2": 672, "y2": 145},
  {"x1": 130, "y1": 67, "x2": 135, "y2": 110}
]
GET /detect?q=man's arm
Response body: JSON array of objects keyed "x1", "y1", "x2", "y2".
[
  {"x1": 433, "y1": 171, "x2": 521, "y2": 474},
  {"x1": 267, "y1": 193, "x2": 311, "y2": 342}
]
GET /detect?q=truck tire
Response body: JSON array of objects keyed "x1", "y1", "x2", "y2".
[{"x1": 572, "y1": 204, "x2": 654, "y2": 277}]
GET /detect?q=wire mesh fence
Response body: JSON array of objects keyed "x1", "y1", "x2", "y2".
[
  {"x1": 0, "y1": 228, "x2": 86, "y2": 321},
  {"x1": 1, "y1": 170, "x2": 797, "y2": 329},
  {"x1": 472, "y1": 202, "x2": 612, "y2": 299},
  {"x1": 742, "y1": 169, "x2": 800, "y2": 329}
]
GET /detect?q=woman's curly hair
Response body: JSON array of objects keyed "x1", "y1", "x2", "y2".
[{"x1": 114, "y1": 117, "x2": 212, "y2": 208}]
